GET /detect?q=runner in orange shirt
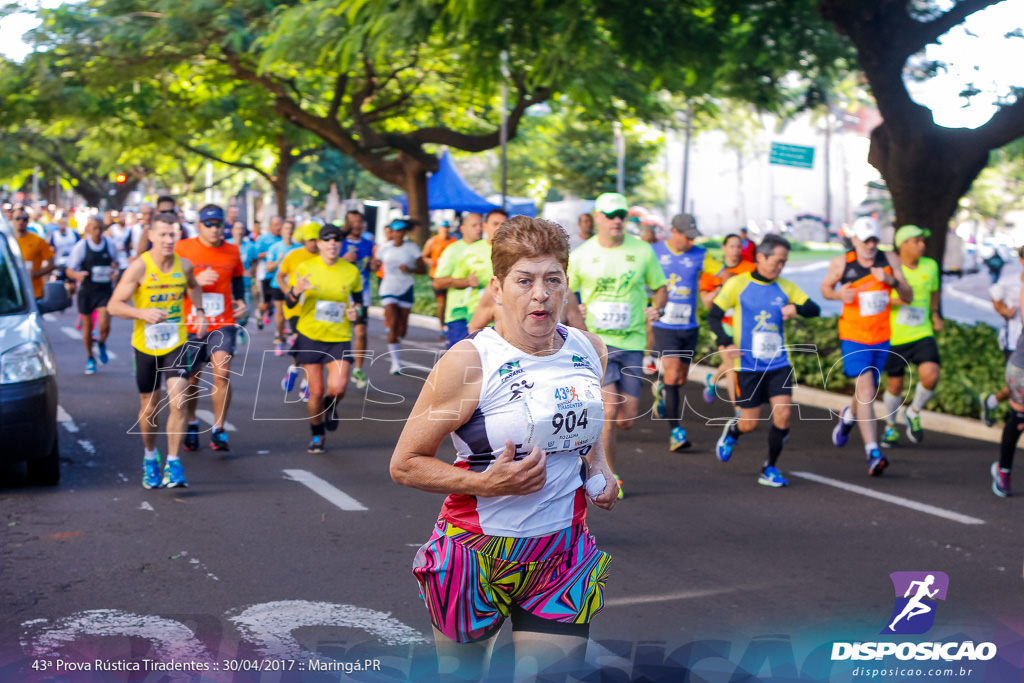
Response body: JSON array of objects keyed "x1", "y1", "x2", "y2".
[
  {"x1": 174, "y1": 205, "x2": 247, "y2": 452},
  {"x1": 821, "y1": 217, "x2": 912, "y2": 476},
  {"x1": 13, "y1": 208, "x2": 55, "y2": 298},
  {"x1": 422, "y1": 221, "x2": 456, "y2": 335}
]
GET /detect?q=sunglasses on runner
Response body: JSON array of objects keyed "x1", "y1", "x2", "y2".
[
  {"x1": 201, "y1": 219, "x2": 224, "y2": 228},
  {"x1": 14, "y1": 216, "x2": 29, "y2": 221},
  {"x1": 602, "y1": 210, "x2": 628, "y2": 220},
  {"x1": 319, "y1": 235, "x2": 342, "y2": 242}
]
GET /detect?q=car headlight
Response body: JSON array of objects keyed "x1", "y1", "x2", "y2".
[{"x1": 0, "y1": 342, "x2": 56, "y2": 384}]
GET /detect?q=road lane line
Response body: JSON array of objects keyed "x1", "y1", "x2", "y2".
[
  {"x1": 398, "y1": 362, "x2": 434, "y2": 373},
  {"x1": 283, "y1": 469, "x2": 367, "y2": 511},
  {"x1": 194, "y1": 410, "x2": 237, "y2": 432},
  {"x1": 791, "y1": 471, "x2": 985, "y2": 525},
  {"x1": 57, "y1": 405, "x2": 79, "y2": 433},
  {"x1": 59, "y1": 326, "x2": 118, "y2": 359}
]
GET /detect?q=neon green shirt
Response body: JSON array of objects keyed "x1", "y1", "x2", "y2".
[
  {"x1": 451, "y1": 240, "x2": 492, "y2": 317},
  {"x1": 889, "y1": 256, "x2": 940, "y2": 345},
  {"x1": 434, "y1": 239, "x2": 473, "y2": 323},
  {"x1": 568, "y1": 234, "x2": 667, "y2": 351}
]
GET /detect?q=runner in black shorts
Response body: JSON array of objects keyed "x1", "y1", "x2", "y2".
[{"x1": 66, "y1": 217, "x2": 119, "y2": 375}]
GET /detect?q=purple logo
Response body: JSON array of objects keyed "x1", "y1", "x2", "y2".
[{"x1": 882, "y1": 571, "x2": 949, "y2": 635}]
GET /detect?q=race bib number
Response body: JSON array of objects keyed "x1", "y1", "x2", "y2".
[
  {"x1": 522, "y1": 382, "x2": 603, "y2": 453},
  {"x1": 858, "y1": 290, "x2": 889, "y2": 317},
  {"x1": 90, "y1": 265, "x2": 112, "y2": 283},
  {"x1": 661, "y1": 302, "x2": 693, "y2": 326},
  {"x1": 201, "y1": 293, "x2": 225, "y2": 317},
  {"x1": 752, "y1": 331, "x2": 783, "y2": 361},
  {"x1": 590, "y1": 301, "x2": 631, "y2": 330},
  {"x1": 895, "y1": 306, "x2": 926, "y2": 327},
  {"x1": 144, "y1": 323, "x2": 181, "y2": 351},
  {"x1": 314, "y1": 300, "x2": 345, "y2": 324}
]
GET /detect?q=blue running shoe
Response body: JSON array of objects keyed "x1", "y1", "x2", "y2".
[
  {"x1": 882, "y1": 424, "x2": 899, "y2": 446},
  {"x1": 142, "y1": 457, "x2": 162, "y2": 489},
  {"x1": 651, "y1": 381, "x2": 665, "y2": 419},
  {"x1": 832, "y1": 406, "x2": 853, "y2": 447},
  {"x1": 97, "y1": 342, "x2": 109, "y2": 364},
  {"x1": 308, "y1": 435, "x2": 326, "y2": 453},
  {"x1": 161, "y1": 459, "x2": 188, "y2": 488},
  {"x1": 210, "y1": 428, "x2": 230, "y2": 452},
  {"x1": 183, "y1": 423, "x2": 200, "y2": 452},
  {"x1": 867, "y1": 449, "x2": 888, "y2": 477},
  {"x1": 702, "y1": 372, "x2": 716, "y2": 404},
  {"x1": 758, "y1": 466, "x2": 788, "y2": 487},
  {"x1": 85, "y1": 358, "x2": 97, "y2": 375},
  {"x1": 669, "y1": 425, "x2": 691, "y2": 451},
  {"x1": 717, "y1": 418, "x2": 737, "y2": 462}
]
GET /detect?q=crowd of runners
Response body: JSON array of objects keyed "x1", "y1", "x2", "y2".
[
  {"x1": 4, "y1": 194, "x2": 1019, "y2": 497},
  {"x1": 8, "y1": 191, "x2": 1023, "y2": 679}
]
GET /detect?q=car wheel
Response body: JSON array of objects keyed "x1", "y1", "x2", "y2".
[{"x1": 26, "y1": 435, "x2": 60, "y2": 486}]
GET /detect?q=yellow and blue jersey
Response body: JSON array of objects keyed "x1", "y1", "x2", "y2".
[{"x1": 713, "y1": 272, "x2": 809, "y2": 373}]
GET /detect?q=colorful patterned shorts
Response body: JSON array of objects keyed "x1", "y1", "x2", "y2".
[{"x1": 412, "y1": 517, "x2": 611, "y2": 643}]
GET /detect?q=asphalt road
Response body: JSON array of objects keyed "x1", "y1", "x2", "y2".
[{"x1": 1, "y1": 310, "x2": 1022, "y2": 682}]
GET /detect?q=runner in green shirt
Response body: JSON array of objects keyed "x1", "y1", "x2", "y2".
[
  {"x1": 567, "y1": 193, "x2": 667, "y2": 498},
  {"x1": 432, "y1": 213, "x2": 482, "y2": 348},
  {"x1": 881, "y1": 225, "x2": 943, "y2": 446}
]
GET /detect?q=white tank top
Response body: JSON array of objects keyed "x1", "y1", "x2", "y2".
[{"x1": 440, "y1": 325, "x2": 605, "y2": 537}]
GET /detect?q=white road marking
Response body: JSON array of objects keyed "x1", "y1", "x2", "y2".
[
  {"x1": 59, "y1": 326, "x2": 117, "y2": 359},
  {"x1": 138, "y1": 502, "x2": 154, "y2": 512},
  {"x1": 402, "y1": 339, "x2": 445, "y2": 351},
  {"x1": 20, "y1": 609, "x2": 212, "y2": 661},
  {"x1": 398, "y1": 362, "x2": 434, "y2": 373},
  {"x1": 56, "y1": 405, "x2": 79, "y2": 433},
  {"x1": 791, "y1": 471, "x2": 985, "y2": 525},
  {"x1": 228, "y1": 600, "x2": 428, "y2": 656},
  {"x1": 194, "y1": 409, "x2": 237, "y2": 432},
  {"x1": 77, "y1": 440, "x2": 96, "y2": 455},
  {"x1": 283, "y1": 469, "x2": 367, "y2": 511}
]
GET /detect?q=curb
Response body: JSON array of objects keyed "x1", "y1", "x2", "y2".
[{"x1": 393, "y1": 309, "x2": 1005, "y2": 446}]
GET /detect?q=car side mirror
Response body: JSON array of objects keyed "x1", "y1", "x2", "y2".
[{"x1": 37, "y1": 280, "x2": 70, "y2": 314}]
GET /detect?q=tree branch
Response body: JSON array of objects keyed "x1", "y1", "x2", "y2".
[
  {"x1": 903, "y1": 0, "x2": 1007, "y2": 59},
  {"x1": 973, "y1": 95, "x2": 1024, "y2": 150},
  {"x1": 327, "y1": 72, "x2": 349, "y2": 122},
  {"x1": 409, "y1": 82, "x2": 551, "y2": 151}
]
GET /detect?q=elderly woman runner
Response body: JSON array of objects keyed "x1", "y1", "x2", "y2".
[{"x1": 391, "y1": 216, "x2": 618, "y2": 680}]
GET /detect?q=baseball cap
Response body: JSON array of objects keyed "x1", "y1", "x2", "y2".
[
  {"x1": 318, "y1": 224, "x2": 344, "y2": 241},
  {"x1": 198, "y1": 206, "x2": 225, "y2": 223},
  {"x1": 851, "y1": 216, "x2": 880, "y2": 242},
  {"x1": 296, "y1": 222, "x2": 320, "y2": 242},
  {"x1": 894, "y1": 224, "x2": 930, "y2": 248},
  {"x1": 670, "y1": 213, "x2": 701, "y2": 239},
  {"x1": 594, "y1": 193, "x2": 628, "y2": 215}
]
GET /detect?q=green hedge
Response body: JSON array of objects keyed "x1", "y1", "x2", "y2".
[
  {"x1": 691, "y1": 311, "x2": 1006, "y2": 421},
  {"x1": 386, "y1": 275, "x2": 1006, "y2": 421}
]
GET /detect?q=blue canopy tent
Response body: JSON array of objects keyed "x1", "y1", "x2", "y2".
[{"x1": 396, "y1": 150, "x2": 499, "y2": 214}]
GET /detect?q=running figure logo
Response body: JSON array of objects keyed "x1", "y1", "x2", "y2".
[{"x1": 882, "y1": 571, "x2": 949, "y2": 635}]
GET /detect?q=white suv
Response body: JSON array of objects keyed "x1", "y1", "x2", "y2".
[{"x1": 0, "y1": 213, "x2": 70, "y2": 485}]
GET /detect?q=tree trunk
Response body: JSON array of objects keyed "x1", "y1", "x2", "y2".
[
  {"x1": 399, "y1": 152, "x2": 432, "y2": 245},
  {"x1": 868, "y1": 121, "x2": 989, "y2": 267}
]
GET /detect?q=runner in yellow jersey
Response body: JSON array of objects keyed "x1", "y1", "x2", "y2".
[
  {"x1": 284, "y1": 224, "x2": 363, "y2": 453},
  {"x1": 108, "y1": 213, "x2": 207, "y2": 489}
]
